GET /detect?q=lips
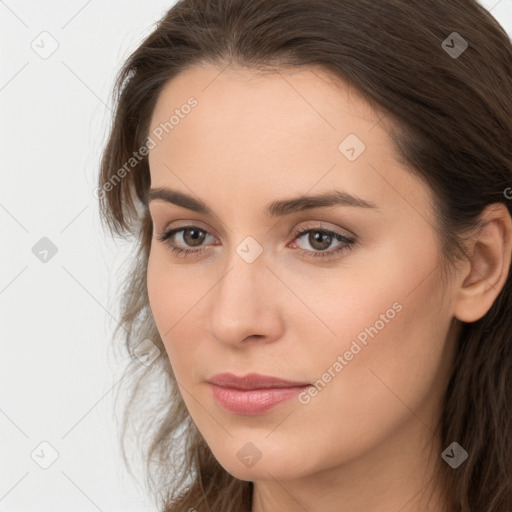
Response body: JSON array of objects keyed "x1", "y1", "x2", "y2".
[
  {"x1": 207, "y1": 372, "x2": 311, "y2": 415},
  {"x1": 207, "y1": 372, "x2": 310, "y2": 390}
]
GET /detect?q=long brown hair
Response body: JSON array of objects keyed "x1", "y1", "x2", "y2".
[{"x1": 97, "y1": 1, "x2": 512, "y2": 510}]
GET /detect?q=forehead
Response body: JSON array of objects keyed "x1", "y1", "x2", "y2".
[
  {"x1": 147, "y1": 63, "x2": 432, "y2": 220},
  {"x1": 149, "y1": 64, "x2": 387, "y2": 171},
  {"x1": 149, "y1": 63, "x2": 385, "y2": 143}
]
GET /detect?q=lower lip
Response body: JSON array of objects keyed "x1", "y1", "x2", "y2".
[{"x1": 209, "y1": 384, "x2": 309, "y2": 415}]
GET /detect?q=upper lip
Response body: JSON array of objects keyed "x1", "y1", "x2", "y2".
[{"x1": 207, "y1": 372, "x2": 310, "y2": 390}]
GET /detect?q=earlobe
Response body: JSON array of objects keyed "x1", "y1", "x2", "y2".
[{"x1": 453, "y1": 203, "x2": 512, "y2": 323}]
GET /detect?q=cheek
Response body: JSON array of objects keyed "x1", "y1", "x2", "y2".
[
  {"x1": 146, "y1": 251, "x2": 187, "y2": 360},
  {"x1": 147, "y1": 246, "x2": 200, "y2": 324},
  {"x1": 147, "y1": 250, "x2": 172, "y2": 330},
  {"x1": 276, "y1": 290, "x2": 450, "y2": 476},
  {"x1": 293, "y1": 240, "x2": 451, "y2": 419},
  {"x1": 146, "y1": 248, "x2": 211, "y2": 377}
]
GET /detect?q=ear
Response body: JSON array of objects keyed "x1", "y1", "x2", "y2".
[{"x1": 453, "y1": 203, "x2": 512, "y2": 323}]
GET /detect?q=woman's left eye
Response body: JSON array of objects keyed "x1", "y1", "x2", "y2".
[
  {"x1": 156, "y1": 225, "x2": 355, "y2": 260},
  {"x1": 291, "y1": 228, "x2": 355, "y2": 259}
]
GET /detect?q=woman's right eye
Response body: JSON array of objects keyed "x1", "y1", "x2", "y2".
[{"x1": 156, "y1": 226, "x2": 217, "y2": 257}]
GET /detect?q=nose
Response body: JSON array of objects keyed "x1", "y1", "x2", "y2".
[{"x1": 205, "y1": 252, "x2": 285, "y2": 348}]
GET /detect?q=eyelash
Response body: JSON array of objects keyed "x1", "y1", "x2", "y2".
[{"x1": 156, "y1": 224, "x2": 356, "y2": 261}]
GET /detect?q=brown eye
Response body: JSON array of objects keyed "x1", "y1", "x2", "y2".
[
  {"x1": 308, "y1": 231, "x2": 334, "y2": 251},
  {"x1": 182, "y1": 228, "x2": 207, "y2": 247},
  {"x1": 291, "y1": 226, "x2": 356, "y2": 260},
  {"x1": 156, "y1": 226, "x2": 217, "y2": 256}
]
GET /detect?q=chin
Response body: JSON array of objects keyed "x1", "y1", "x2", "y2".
[{"x1": 215, "y1": 449, "x2": 309, "y2": 482}]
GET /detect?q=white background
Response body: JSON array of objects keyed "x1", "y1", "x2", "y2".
[{"x1": 1, "y1": 1, "x2": 511, "y2": 510}]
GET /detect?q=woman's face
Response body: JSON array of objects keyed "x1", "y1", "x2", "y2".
[{"x1": 146, "y1": 64, "x2": 460, "y2": 485}]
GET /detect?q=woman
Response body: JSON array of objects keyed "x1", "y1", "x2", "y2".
[{"x1": 97, "y1": 1, "x2": 512, "y2": 510}]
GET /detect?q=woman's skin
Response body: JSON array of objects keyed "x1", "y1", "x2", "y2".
[{"x1": 145, "y1": 64, "x2": 512, "y2": 512}]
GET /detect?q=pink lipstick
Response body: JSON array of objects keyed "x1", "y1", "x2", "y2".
[{"x1": 207, "y1": 372, "x2": 311, "y2": 415}]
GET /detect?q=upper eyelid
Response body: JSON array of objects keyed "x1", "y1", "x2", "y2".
[
  {"x1": 159, "y1": 219, "x2": 220, "y2": 238},
  {"x1": 291, "y1": 222, "x2": 354, "y2": 238},
  {"x1": 150, "y1": 203, "x2": 358, "y2": 239},
  {"x1": 163, "y1": 223, "x2": 345, "y2": 235}
]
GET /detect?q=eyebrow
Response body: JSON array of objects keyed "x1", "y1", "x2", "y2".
[{"x1": 147, "y1": 187, "x2": 378, "y2": 217}]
